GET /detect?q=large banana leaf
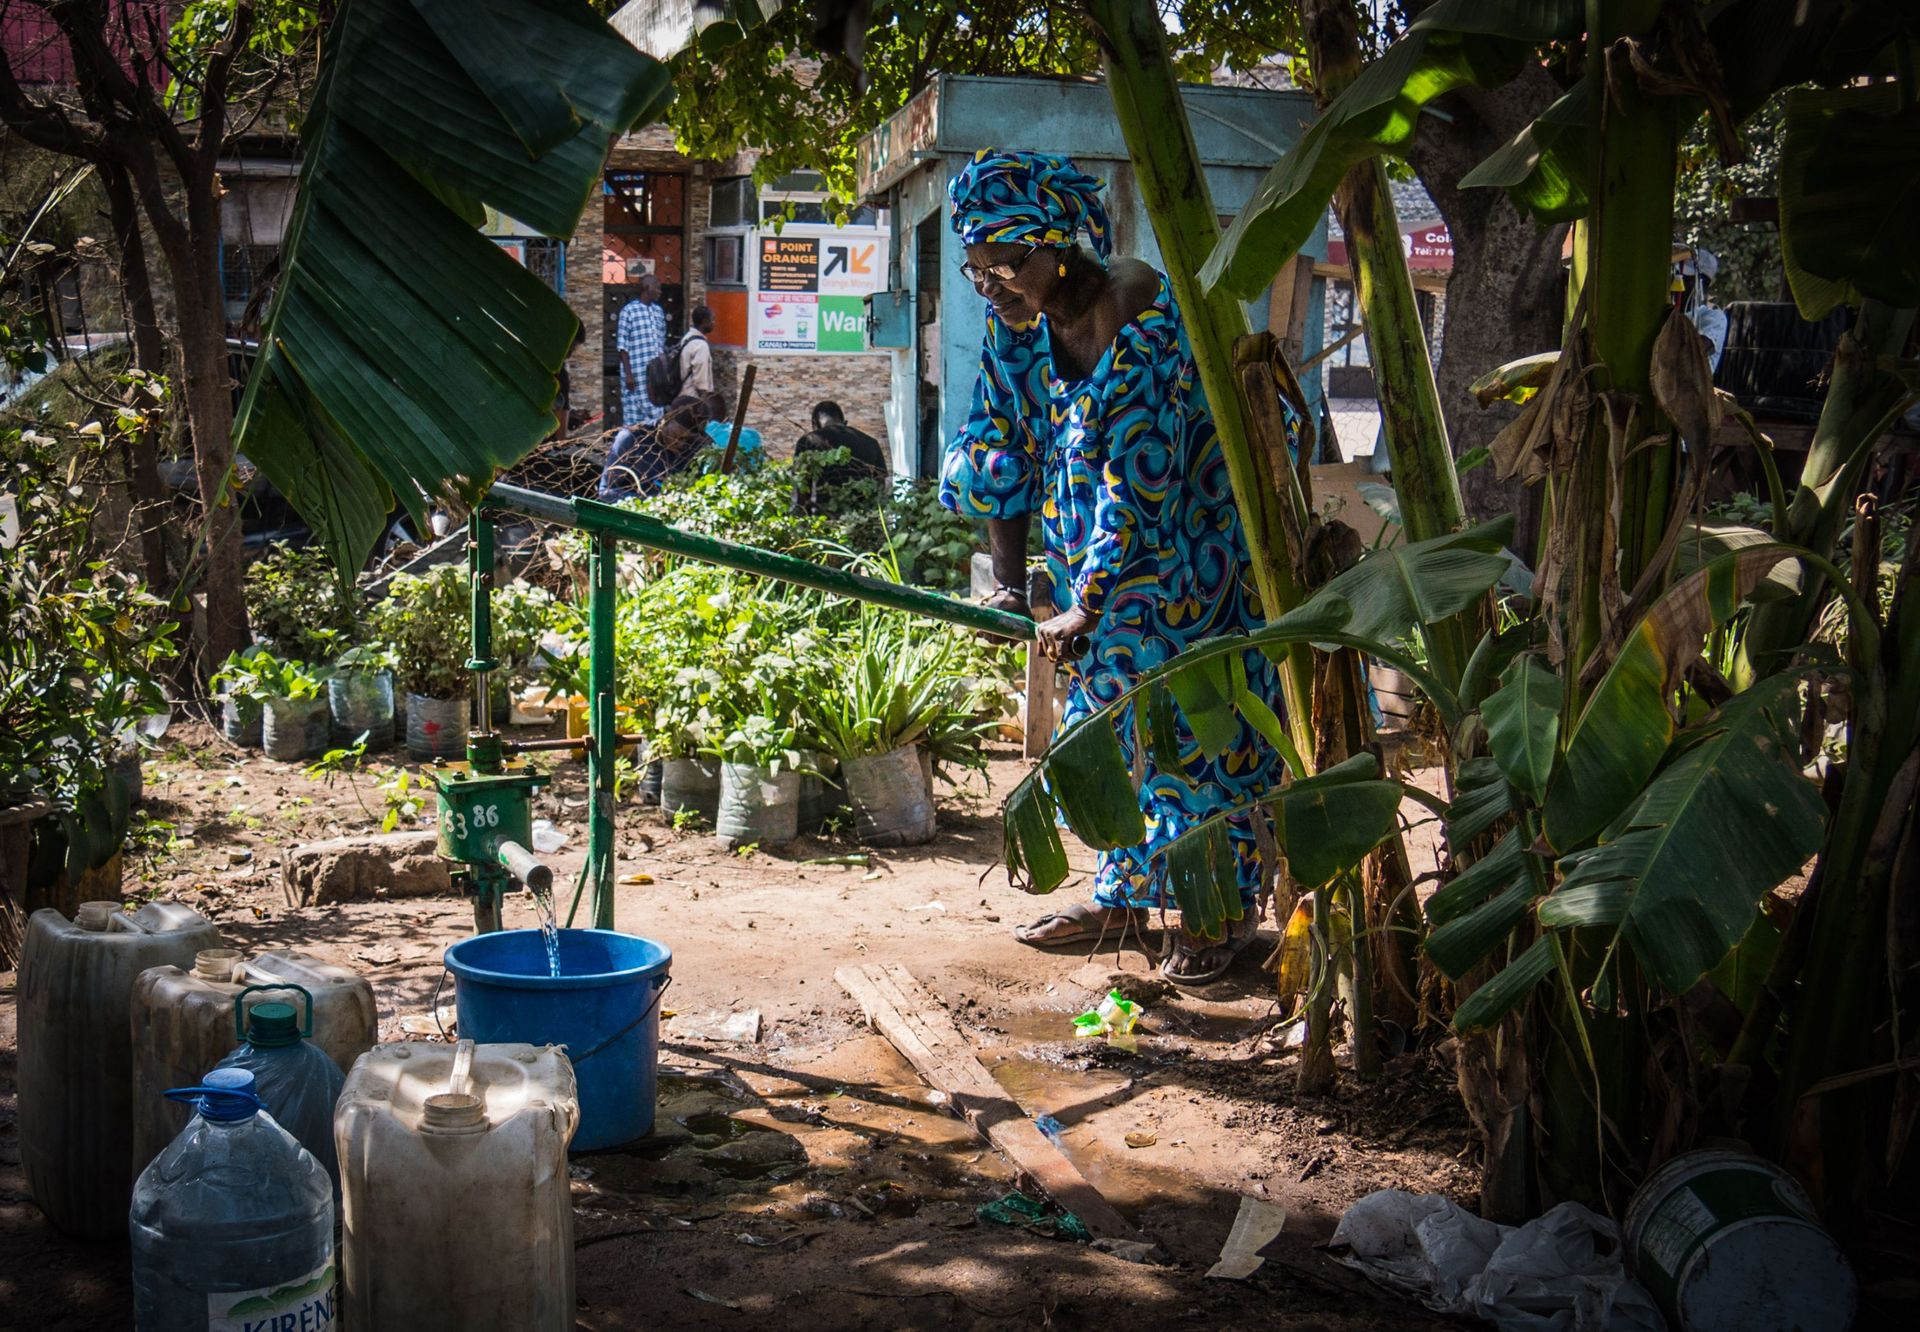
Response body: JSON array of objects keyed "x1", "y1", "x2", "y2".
[
  {"x1": 1539, "y1": 673, "x2": 1825, "y2": 993},
  {"x1": 1446, "y1": 755, "x2": 1517, "y2": 846},
  {"x1": 1313, "y1": 515, "x2": 1515, "y2": 644},
  {"x1": 1001, "y1": 525, "x2": 1520, "y2": 891},
  {"x1": 1543, "y1": 546, "x2": 1800, "y2": 851},
  {"x1": 1452, "y1": 935, "x2": 1556, "y2": 1035},
  {"x1": 1200, "y1": 0, "x2": 1581, "y2": 298},
  {"x1": 1481, "y1": 655, "x2": 1559, "y2": 803},
  {"x1": 1156, "y1": 755, "x2": 1405, "y2": 939},
  {"x1": 234, "y1": 0, "x2": 672, "y2": 573},
  {"x1": 1000, "y1": 602, "x2": 1404, "y2": 895},
  {"x1": 1672, "y1": 522, "x2": 1802, "y2": 602},
  {"x1": 1778, "y1": 84, "x2": 1920, "y2": 320}
]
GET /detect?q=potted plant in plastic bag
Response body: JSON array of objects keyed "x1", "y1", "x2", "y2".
[
  {"x1": 624, "y1": 564, "x2": 753, "y2": 823},
  {"x1": 255, "y1": 653, "x2": 330, "y2": 763},
  {"x1": 649, "y1": 664, "x2": 724, "y2": 825},
  {"x1": 711, "y1": 713, "x2": 804, "y2": 848},
  {"x1": 211, "y1": 646, "x2": 272, "y2": 748},
  {"x1": 329, "y1": 642, "x2": 396, "y2": 751},
  {"x1": 803, "y1": 611, "x2": 995, "y2": 847},
  {"x1": 370, "y1": 566, "x2": 471, "y2": 760}
]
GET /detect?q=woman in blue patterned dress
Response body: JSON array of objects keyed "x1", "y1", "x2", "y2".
[{"x1": 943, "y1": 149, "x2": 1287, "y2": 986}]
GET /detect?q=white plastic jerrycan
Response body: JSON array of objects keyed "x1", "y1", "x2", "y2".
[{"x1": 335, "y1": 1040, "x2": 578, "y2": 1328}]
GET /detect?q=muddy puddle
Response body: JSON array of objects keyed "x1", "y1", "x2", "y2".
[{"x1": 980, "y1": 998, "x2": 1278, "y2": 1051}]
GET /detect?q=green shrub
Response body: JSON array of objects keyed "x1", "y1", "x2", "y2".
[
  {"x1": 1, "y1": 424, "x2": 176, "y2": 877},
  {"x1": 491, "y1": 580, "x2": 558, "y2": 687},
  {"x1": 246, "y1": 541, "x2": 358, "y2": 662},
  {"x1": 369, "y1": 564, "x2": 472, "y2": 699}
]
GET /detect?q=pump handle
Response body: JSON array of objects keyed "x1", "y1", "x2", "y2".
[{"x1": 1025, "y1": 566, "x2": 1092, "y2": 660}]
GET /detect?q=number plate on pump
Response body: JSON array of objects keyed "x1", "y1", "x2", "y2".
[{"x1": 428, "y1": 766, "x2": 543, "y2": 864}]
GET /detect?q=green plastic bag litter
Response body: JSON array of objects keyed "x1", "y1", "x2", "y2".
[
  {"x1": 976, "y1": 1190, "x2": 1092, "y2": 1242},
  {"x1": 1073, "y1": 990, "x2": 1143, "y2": 1051}
]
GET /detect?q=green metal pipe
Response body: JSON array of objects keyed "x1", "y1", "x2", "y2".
[
  {"x1": 467, "y1": 511, "x2": 497, "y2": 672},
  {"x1": 486, "y1": 482, "x2": 1035, "y2": 641},
  {"x1": 587, "y1": 532, "x2": 618, "y2": 931}
]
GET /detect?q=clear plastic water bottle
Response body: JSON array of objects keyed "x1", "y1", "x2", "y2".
[
  {"x1": 212, "y1": 989, "x2": 347, "y2": 1190},
  {"x1": 130, "y1": 1066, "x2": 336, "y2": 1331}
]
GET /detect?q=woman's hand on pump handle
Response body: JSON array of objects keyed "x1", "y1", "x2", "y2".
[{"x1": 1036, "y1": 605, "x2": 1098, "y2": 662}]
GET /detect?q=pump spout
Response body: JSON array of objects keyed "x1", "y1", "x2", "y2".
[{"x1": 496, "y1": 839, "x2": 552, "y2": 896}]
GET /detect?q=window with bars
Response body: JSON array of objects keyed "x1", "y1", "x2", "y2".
[
  {"x1": 487, "y1": 238, "x2": 566, "y2": 294},
  {"x1": 704, "y1": 233, "x2": 746, "y2": 287}
]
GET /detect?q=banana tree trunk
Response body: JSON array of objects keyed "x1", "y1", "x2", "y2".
[
  {"x1": 1776, "y1": 522, "x2": 1920, "y2": 1223},
  {"x1": 1521, "y1": 0, "x2": 1683, "y2": 1210},
  {"x1": 1578, "y1": 0, "x2": 1680, "y2": 655},
  {"x1": 1304, "y1": 0, "x2": 1473, "y2": 686},
  {"x1": 1087, "y1": 0, "x2": 1316, "y2": 764},
  {"x1": 1330, "y1": 160, "x2": 1466, "y2": 546}
]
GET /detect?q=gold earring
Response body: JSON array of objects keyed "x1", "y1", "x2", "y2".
[{"x1": 1057, "y1": 260, "x2": 1068, "y2": 278}]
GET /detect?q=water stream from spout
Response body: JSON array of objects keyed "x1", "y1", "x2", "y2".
[{"x1": 531, "y1": 886, "x2": 561, "y2": 977}]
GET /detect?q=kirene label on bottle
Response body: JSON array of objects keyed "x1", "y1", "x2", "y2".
[{"x1": 206, "y1": 1257, "x2": 336, "y2": 1332}]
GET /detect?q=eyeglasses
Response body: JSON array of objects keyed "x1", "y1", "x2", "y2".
[{"x1": 960, "y1": 243, "x2": 1046, "y2": 286}]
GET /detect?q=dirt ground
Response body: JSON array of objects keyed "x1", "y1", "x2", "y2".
[{"x1": 2, "y1": 721, "x2": 1482, "y2": 1330}]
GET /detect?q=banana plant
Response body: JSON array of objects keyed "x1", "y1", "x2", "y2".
[
  {"x1": 1005, "y1": 518, "x2": 1828, "y2": 978},
  {"x1": 1003, "y1": 516, "x2": 1512, "y2": 922}
]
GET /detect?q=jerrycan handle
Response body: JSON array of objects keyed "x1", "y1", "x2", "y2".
[
  {"x1": 233, "y1": 983, "x2": 314, "y2": 1040},
  {"x1": 448, "y1": 1039, "x2": 476, "y2": 1098}
]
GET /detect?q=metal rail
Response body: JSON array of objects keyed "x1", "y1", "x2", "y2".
[{"x1": 486, "y1": 482, "x2": 1033, "y2": 641}]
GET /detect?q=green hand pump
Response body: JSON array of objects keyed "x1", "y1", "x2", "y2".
[{"x1": 430, "y1": 481, "x2": 1045, "y2": 935}]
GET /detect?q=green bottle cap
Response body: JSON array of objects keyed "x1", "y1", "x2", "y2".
[{"x1": 246, "y1": 1001, "x2": 302, "y2": 1048}]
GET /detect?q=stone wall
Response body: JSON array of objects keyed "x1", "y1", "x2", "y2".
[
  {"x1": 563, "y1": 187, "x2": 604, "y2": 418},
  {"x1": 712, "y1": 349, "x2": 893, "y2": 458}
]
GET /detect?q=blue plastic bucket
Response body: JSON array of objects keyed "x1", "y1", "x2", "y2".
[{"x1": 443, "y1": 929, "x2": 672, "y2": 1151}]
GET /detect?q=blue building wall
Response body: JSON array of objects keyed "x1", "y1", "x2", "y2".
[{"x1": 866, "y1": 75, "x2": 1327, "y2": 477}]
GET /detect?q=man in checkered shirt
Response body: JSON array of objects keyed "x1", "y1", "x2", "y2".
[{"x1": 616, "y1": 274, "x2": 668, "y2": 426}]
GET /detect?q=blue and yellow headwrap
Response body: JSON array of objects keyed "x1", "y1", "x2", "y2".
[{"x1": 948, "y1": 149, "x2": 1112, "y2": 264}]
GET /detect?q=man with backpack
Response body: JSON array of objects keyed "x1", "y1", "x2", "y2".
[{"x1": 640, "y1": 303, "x2": 720, "y2": 421}]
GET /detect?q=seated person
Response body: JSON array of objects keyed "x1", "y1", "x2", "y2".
[
  {"x1": 597, "y1": 394, "x2": 715, "y2": 501},
  {"x1": 792, "y1": 400, "x2": 886, "y2": 513}
]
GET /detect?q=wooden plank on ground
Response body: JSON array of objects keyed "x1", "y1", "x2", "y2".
[{"x1": 835, "y1": 962, "x2": 1141, "y2": 1241}]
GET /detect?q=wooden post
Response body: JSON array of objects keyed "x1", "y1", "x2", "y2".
[
  {"x1": 1267, "y1": 256, "x2": 1316, "y2": 366},
  {"x1": 719, "y1": 363, "x2": 757, "y2": 474},
  {"x1": 1023, "y1": 567, "x2": 1060, "y2": 760}
]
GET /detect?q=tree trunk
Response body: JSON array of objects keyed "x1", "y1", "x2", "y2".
[
  {"x1": 1406, "y1": 69, "x2": 1571, "y2": 565},
  {"x1": 178, "y1": 256, "x2": 247, "y2": 666},
  {"x1": 140, "y1": 161, "x2": 249, "y2": 667},
  {"x1": 100, "y1": 164, "x2": 171, "y2": 591}
]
